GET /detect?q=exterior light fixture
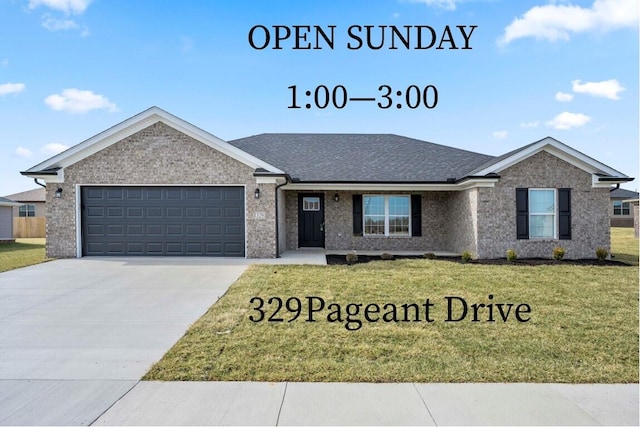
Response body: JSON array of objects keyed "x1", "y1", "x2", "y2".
[
  {"x1": 54, "y1": 187, "x2": 63, "y2": 199},
  {"x1": 334, "y1": 193, "x2": 339, "y2": 202},
  {"x1": 254, "y1": 188, "x2": 260, "y2": 199}
]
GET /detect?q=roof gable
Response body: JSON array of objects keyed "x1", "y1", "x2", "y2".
[
  {"x1": 23, "y1": 107, "x2": 283, "y2": 178},
  {"x1": 469, "y1": 137, "x2": 630, "y2": 184}
]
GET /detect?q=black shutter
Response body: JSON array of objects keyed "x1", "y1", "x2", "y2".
[
  {"x1": 516, "y1": 188, "x2": 529, "y2": 239},
  {"x1": 411, "y1": 194, "x2": 422, "y2": 236},
  {"x1": 352, "y1": 194, "x2": 363, "y2": 236},
  {"x1": 558, "y1": 188, "x2": 571, "y2": 240}
]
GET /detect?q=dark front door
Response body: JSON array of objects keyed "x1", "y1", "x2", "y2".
[{"x1": 298, "y1": 193, "x2": 324, "y2": 247}]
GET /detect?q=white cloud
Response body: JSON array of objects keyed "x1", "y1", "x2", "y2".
[
  {"x1": 392, "y1": 12, "x2": 401, "y2": 19},
  {"x1": 42, "y1": 15, "x2": 79, "y2": 31},
  {"x1": 29, "y1": 0, "x2": 92, "y2": 15},
  {"x1": 44, "y1": 88, "x2": 118, "y2": 114},
  {"x1": 546, "y1": 112, "x2": 591, "y2": 129},
  {"x1": 405, "y1": 0, "x2": 457, "y2": 11},
  {"x1": 0, "y1": 82, "x2": 25, "y2": 96},
  {"x1": 180, "y1": 36, "x2": 194, "y2": 53},
  {"x1": 492, "y1": 130, "x2": 508, "y2": 139},
  {"x1": 520, "y1": 120, "x2": 540, "y2": 128},
  {"x1": 572, "y1": 79, "x2": 625, "y2": 100},
  {"x1": 1, "y1": 59, "x2": 8, "y2": 67},
  {"x1": 41, "y1": 143, "x2": 69, "y2": 155},
  {"x1": 15, "y1": 147, "x2": 32, "y2": 158},
  {"x1": 499, "y1": 0, "x2": 639, "y2": 45},
  {"x1": 555, "y1": 91, "x2": 574, "y2": 102}
]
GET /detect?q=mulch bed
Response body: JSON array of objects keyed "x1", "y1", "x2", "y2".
[{"x1": 326, "y1": 254, "x2": 630, "y2": 266}]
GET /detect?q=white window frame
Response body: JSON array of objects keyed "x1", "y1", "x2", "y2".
[
  {"x1": 613, "y1": 201, "x2": 630, "y2": 216},
  {"x1": 19, "y1": 204, "x2": 35, "y2": 217},
  {"x1": 302, "y1": 196, "x2": 320, "y2": 211},
  {"x1": 528, "y1": 188, "x2": 557, "y2": 239},
  {"x1": 363, "y1": 195, "x2": 411, "y2": 237}
]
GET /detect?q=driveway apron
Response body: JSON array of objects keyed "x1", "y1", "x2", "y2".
[{"x1": 0, "y1": 257, "x2": 248, "y2": 425}]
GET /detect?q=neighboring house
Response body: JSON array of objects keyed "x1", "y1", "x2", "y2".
[
  {"x1": 4, "y1": 188, "x2": 46, "y2": 219},
  {"x1": 609, "y1": 187, "x2": 639, "y2": 227},
  {"x1": 0, "y1": 197, "x2": 20, "y2": 242},
  {"x1": 21, "y1": 107, "x2": 633, "y2": 259}
]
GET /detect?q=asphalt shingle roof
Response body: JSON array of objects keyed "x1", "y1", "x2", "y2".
[
  {"x1": 3, "y1": 187, "x2": 46, "y2": 202},
  {"x1": 228, "y1": 134, "x2": 495, "y2": 182},
  {"x1": 610, "y1": 188, "x2": 639, "y2": 199}
]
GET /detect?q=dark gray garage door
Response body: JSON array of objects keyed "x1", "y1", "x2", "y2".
[{"x1": 81, "y1": 186, "x2": 245, "y2": 256}]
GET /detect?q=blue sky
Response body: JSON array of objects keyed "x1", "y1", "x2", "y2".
[{"x1": 0, "y1": 0, "x2": 637, "y2": 195}]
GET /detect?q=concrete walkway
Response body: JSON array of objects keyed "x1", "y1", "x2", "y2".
[{"x1": 94, "y1": 382, "x2": 638, "y2": 426}]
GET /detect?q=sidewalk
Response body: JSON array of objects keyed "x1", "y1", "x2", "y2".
[{"x1": 93, "y1": 381, "x2": 638, "y2": 426}]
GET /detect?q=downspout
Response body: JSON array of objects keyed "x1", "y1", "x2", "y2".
[
  {"x1": 274, "y1": 176, "x2": 290, "y2": 258},
  {"x1": 610, "y1": 183, "x2": 620, "y2": 192},
  {"x1": 34, "y1": 178, "x2": 46, "y2": 188}
]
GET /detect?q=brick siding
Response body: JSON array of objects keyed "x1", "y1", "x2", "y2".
[{"x1": 46, "y1": 122, "x2": 277, "y2": 258}]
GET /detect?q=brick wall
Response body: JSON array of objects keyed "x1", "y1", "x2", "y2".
[
  {"x1": 285, "y1": 190, "x2": 451, "y2": 252},
  {"x1": 46, "y1": 122, "x2": 277, "y2": 258},
  {"x1": 475, "y1": 151, "x2": 609, "y2": 259}
]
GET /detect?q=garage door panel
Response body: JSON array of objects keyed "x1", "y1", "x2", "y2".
[{"x1": 82, "y1": 186, "x2": 244, "y2": 256}]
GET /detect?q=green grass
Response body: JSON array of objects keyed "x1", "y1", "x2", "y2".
[
  {"x1": 0, "y1": 238, "x2": 48, "y2": 272},
  {"x1": 145, "y1": 230, "x2": 639, "y2": 384},
  {"x1": 611, "y1": 227, "x2": 639, "y2": 266}
]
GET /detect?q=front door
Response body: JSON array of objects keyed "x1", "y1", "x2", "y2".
[{"x1": 298, "y1": 193, "x2": 325, "y2": 247}]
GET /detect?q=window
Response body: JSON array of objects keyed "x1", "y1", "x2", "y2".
[
  {"x1": 364, "y1": 195, "x2": 410, "y2": 236},
  {"x1": 529, "y1": 189, "x2": 556, "y2": 238},
  {"x1": 613, "y1": 201, "x2": 630, "y2": 216},
  {"x1": 302, "y1": 197, "x2": 320, "y2": 211},
  {"x1": 18, "y1": 204, "x2": 35, "y2": 217}
]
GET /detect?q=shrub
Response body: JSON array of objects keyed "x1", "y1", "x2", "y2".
[
  {"x1": 423, "y1": 252, "x2": 436, "y2": 260},
  {"x1": 461, "y1": 251, "x2": 473, "y2": 263},
  {"x1": 345, "y1": 252, "x2": 359, "y2": 265},
  {"x1": 506, "y1": 249, "x2": 517, "y2": 262},
  {"x1": 595, "y1": 247, "x2": 608, "y2": 261},
  {"x1": 552, "y1": 247, "x2": 566, "y2": 261},
  {"x1": 380, "y1": 253, "x2": 394, "y2": 260}
]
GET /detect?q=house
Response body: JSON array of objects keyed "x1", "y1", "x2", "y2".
[
  {"x1": 3, "y1": 187, "x2": 46, "y2": 219},
  {"x1": 609, "y1": 187, "x2": 639, "y2": 227},
  {"x1": 0, "y1": 197, "x2": 20, "y2": 242},
  {"x1": 21, "y1": 107, "x2": 633, "y2": 259}
]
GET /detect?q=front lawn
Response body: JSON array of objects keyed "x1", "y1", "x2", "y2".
[
  {"x1": 0, "y1": 238, "x2": 47, "y2": 273},
  {"x1": 145, "y1": 232, "x2": 639, "y2": 383}
]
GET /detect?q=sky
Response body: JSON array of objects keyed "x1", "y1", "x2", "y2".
[{"x1": 0, "y1": 0, "x2": 638, "y2": 195}]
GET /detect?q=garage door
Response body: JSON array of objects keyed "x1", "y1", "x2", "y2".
[{"x1": 81, "y1": 186, "x2": 245, "y2": 256}]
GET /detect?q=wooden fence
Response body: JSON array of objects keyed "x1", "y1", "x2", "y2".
[{"x1": 13, "y1": 217, "x2": 46, "y2": 238}]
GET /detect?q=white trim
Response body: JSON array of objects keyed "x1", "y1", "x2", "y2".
[
  {"x1": 74, "y1": 183, "x2": 248, "y2": 259},
  {"x1": 363, "y1": 194, "x2": 411, "y2": 237},
  {"x1": 528, "y1": 188, "x2": 558, "y2": 240},
  {"x1": 0, "y1": 201, "x2": 20, "y2": 207},
  {"x1": 283, "y1": 178, "x2": 499, "y2": 192},
  {"x1": 473, "y1": 137, "x2": 629, "y2": 182},
  {"x1": 75, "y1": 184, "x2": 82, "y2": 258},
  {"x1": 25, "y1": 107, "x2": 284, "y2": 177}
]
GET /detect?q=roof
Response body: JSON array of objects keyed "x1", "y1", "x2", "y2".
[
  {"x1": 228, "y1": 133, "x2": 494, "y2": 182},
  {"x1": 21, "y1": 107, "x2": 633, "y2": 187},
  {"x1": 22, "y1": 106, "x2": 284, "y2": 179},
  {"x1": 0, "y1": 196, "x2": 20, "y2": 207},
  {"x1": 4, "y1": 187, "x2": 46, "y2": 203},
  {"x1": 610, "y1": 187, "x2": 639, "y2": 199}
]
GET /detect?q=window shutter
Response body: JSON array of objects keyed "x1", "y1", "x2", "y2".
[
  {"x1": 352, "y1": 194, "x2": 363, "y2": 236},
  {"x1": 411, "y1": 194, "x2": 422, "y2": 237},
  {"x1": 516, "y1": 188, "x2": 529, "y2": 239},
  {"x1": 558, "y1": 188, "x2": 571, "y2": 240}
]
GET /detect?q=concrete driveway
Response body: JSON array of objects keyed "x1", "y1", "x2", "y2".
[{"x1": 0, "y1": 257, "x2": 249, "y2": 425}]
